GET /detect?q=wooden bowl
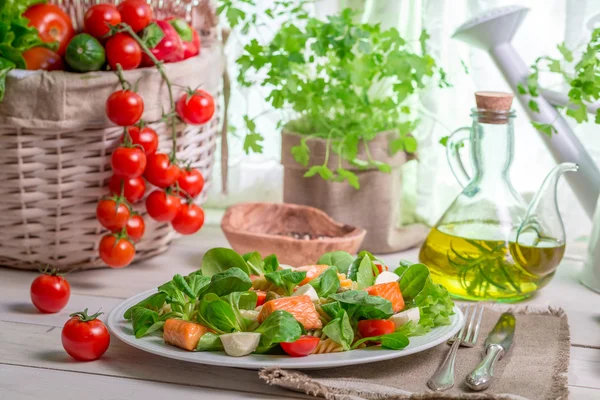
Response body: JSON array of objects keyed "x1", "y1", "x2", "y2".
[{"x1": 221, "y1": 202, "x2": 366, "y2": 267}]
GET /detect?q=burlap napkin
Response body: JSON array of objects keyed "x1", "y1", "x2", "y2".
[{"x1": 260, "y1": 306, "x2": 570, "y2": 400}]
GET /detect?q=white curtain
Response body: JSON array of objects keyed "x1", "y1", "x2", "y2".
[{"x1": 207, "y1": 0, "x2": 599, "y2": 245}]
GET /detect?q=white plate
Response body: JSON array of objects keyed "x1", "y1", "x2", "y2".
[{"x1": 108, "y1": 289, "x2": 464, "y2": 370}]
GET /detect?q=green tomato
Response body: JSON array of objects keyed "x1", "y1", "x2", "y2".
[{"x1": 65, "y1": 34, "x2": 105, "y2": 72}]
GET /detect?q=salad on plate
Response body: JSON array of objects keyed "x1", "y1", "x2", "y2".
[{"x1": 124, "y1": 248, "x2": 455, "y2": 357}]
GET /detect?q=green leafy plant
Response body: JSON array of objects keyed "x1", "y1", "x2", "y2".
[{"x1": 236, "y1": 8, "x2": 448, "y2": 188}]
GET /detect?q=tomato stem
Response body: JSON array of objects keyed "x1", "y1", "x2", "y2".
[
  {"x1": 115, "y1": 64, "x2": 130, "y2": 91},
  {"x1": 70, "y1": 308, "x2": 103, "y2": 322}
]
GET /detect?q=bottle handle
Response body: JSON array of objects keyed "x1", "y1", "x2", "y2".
[{"x1": 445, "y1": 127, "x2": 472, "y2": 188}]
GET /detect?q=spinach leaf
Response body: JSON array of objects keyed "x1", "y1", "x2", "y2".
[
  {"x1": 263, "y1": 254, "x2": 279, "y2": 274},
  {"x1": 221, "y1": 291, "x2": 258, "y2": 332},
  {"x1": 186, "y1": 274, "x2": 211, "y2": 298},
  {"x1": 196, "y1": 332, "x2": 224, "y2": 351},
  {"x1": 309, "y1": 266, "x2": 340, "y2": 298},
  {"x1": 158, "y1": 280, "x2": 186, "y2": 307},
  {"x1": 352, "y1": 331, "x2": 409, "y2": 350},
  {"x1": 322, "y1": 310, "x2": 354, "y2": 350},
  {"x1": 197, "y1": 293, "x2": 241, "y2": 333},
  {"x1": 399, "y1": 263, "x2": 430, "y2": 301},
  {"x1": 173, "y1": 274, "x2": 197, "y2": 299},
  {"x1": 356, "y1": 255, "x2": 375, "y2": 289},
  {"x1": 317, "y1": 251, "x2": 354, "y2": 274},
  {"x1": 124, "y1": 292, "x2": 167, "y2": 319},
  {"x1": 329, "y1": 290, "x2": 394, "y2": 320},
  {"x1": 130, "y1": 307, "x2": 164, "y2": 338},
  {"x1": 320, "y1": 301, "x2": 343, "y2": 319},
  {"x1": 243, "y1": 251, "x2": 265, "y2": 275},
  {"x1": 254, "y1": 310, "x2": 303, "y2": 353},
  {"x1": 201, "y1": 248, "x2": 250, "y2": 277},
  {"x1": 205, "y1": 268, "x2": 252, "y2": 297},
  {"x1": 264, "y1": 269, "x2": 307, "y2": 296}
]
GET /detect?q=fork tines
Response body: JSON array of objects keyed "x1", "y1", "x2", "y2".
[{"x1": 448, "y1": 303, "x2": 485, "y2": 348}]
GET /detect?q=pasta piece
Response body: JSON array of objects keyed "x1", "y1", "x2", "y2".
[
  {"x1": 337, "y1": 273, "x2": 356, "y2": 291},
  {"x1": 312, "y1": 337, "x2": 345, "y2": 354},
  {"x1": 250, "y1": 276, "x2": 285, "y2": 295},
  {"x1": 305, "y1": 329, "x2": 325, "y2": 339},
  {"x1": 314, "y1": 303, "x2": 333, "y2": 325}
]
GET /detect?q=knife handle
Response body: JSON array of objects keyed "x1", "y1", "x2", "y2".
[{"x1": 466, "y1": 344, "x2": 504, "y2": 391}]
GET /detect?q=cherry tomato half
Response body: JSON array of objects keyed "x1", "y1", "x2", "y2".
[
  {"x1": 176, "y1": 90, "x2": 215, "y2": 125},
  {"x1": 145, "y1": 190, "x2": 181, "y2": 222},
  {"x1": 30, "y1": 270, "x2": 70, "y2": 313},
  {"x1": 281, "y1": 335, "x2": 320, "y2": 357},
  {"x1": 122, "y1": 126, "x2": 158, "y2": 156},
  {"x1": 108, "y1": 175, "x2": 146, "y2": 203},
  {"x1": 84, "y1": 4, "x2": 121, "y2": 39},
  {"x1": 255, "y1": 290, "x2": 267, "y2": 307},
  {"x1": 106, "y1": 32, "x2": 142, "y2": 70},
  {"x1": 99, "y1": 234, "x2": 135, "y2": 268},
  {"x1": 24, "y1": 4, "x2": 75, "y2": 56},
  {"x1": 22, "y1": 47, "x2": 64, "y2": 71},
  {"x1": 144, "y1": 153, "x2": 180, "y2": 188},
  {"x1": 96, "y1": 198, "x2": 130, "y2": 231},
  {"x1": 111, "y1": 146, "x2": 147, "y2": 178},
  {"x1": 117, "y1": 0, "x2": 153, "y2": 33},
  {"x1": 176, "y1": 168, "x2": 204, "y2": 198},
  {"x1": 61, "y1": 309, "x2": 110, "y2": 361},
  {"x1": 171, "y1": 203, "x2": 204, "y2": 235},
  {"x1": 357, "y1": 319, "x2": 395, "y2": 339},
  {"x1": 126, "y1": 215, "x2": 145, "y2": 241},
  {"x1": 374, "y1": 263, "x2": 388, "y2": 274},
  {"x1": 106, "y1": 90, "x2": 144, "y2": 126}
]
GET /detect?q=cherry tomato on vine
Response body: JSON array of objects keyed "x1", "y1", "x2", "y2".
[
  {"x1": 117, "y1": 0, "x2": 153, "y2": 33},
  {"x1": 171, "y1": 203, "x2": 204, "y2": 235},
  {"x1": 144, "y1": 153, "x2": 180, "y2": 188},
  {"x1": 111, "y1": 146, "x2": 147, "y2": 178},
  {"x1": 30, "y1": 269, "x2": 70, "y2": 313},
  {"x1": 106, "y1": 90, "x2": 144, "y2": 126},
  {"x1": 126, "y1": 215, "x2": 145, "y2": 241},
  {"x1": 145, "y1": 190, "x2": 181, "y2": 222},
  {"x1": 99, "y1": 234, "x2": 135, "y2": 268},
  {"x1": 96, "y1": 198, "x2": 130, "y2": 231},
  {"x1": 281, "y1": 335, "x2": 320, "y2": 357},
  {"x1": 108, "y1": 175, "x2": 146, "y2": 203},
  {"x1": 84, "y1": 4, "x2": 121, "y2": 39},
  {"x1": 121, "y1": 126, "x2": 158, "y2": 156},
  {"x1": 24, "y1": 4, "x2": 75, "y2": 56},
  {"x1": 61, "y1": 309, "x2": 110, "y2": 361},
  {"x1": 22, "y1": 47, "x2": 64, "y2": 71},
  {"x1": 106, "y1": 33, "x2": 142, "y2": 70},
  {"x1": 357, "y1": 319, "x2": 395, "y2": 339},
  {"x1": 176, "y1": 168, "x2": 204, "y2": 198},
  {"x1": 176, "y1": 90, "x2": 215, "y2": 125}
]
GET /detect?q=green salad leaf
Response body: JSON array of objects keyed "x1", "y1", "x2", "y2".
[
  {"x1": 196, "y1": 332, "x2": 224, "y2": 352},
  {"x1": 186, "y1": 274, "x2": 211, "y2": 298},
  {"x1": 320, "y1": 300, "x2": 344, "y2": 319},
  {"x1": 254, "y1": 310, "x2": 303, "y2": 353},
  {"x1": 263, "y1": 254, "x2": 279, "y2": 274},
  {"x1": 309, "y1": 266, "x2": 340, "y2": 298},
  {"x1": 352, "y1": 331, "x2": 409, "y2": 350},
  {"x1": 329, "y1": 290, "x2": 394, "y2": 320},
  {"x1": 414, "y1": 278, "x2": 454, "y2": 329},
  {"x1": 205, "y1": 268, "x2": 252, "y2": 297},
  {"x1": 322, "y1": 309, "x2": 354, "y2": 350},
  {"x1": 264, "y1": 269, "x2": 307, "y2": 296},
  {"x1": 399, "y1": 263, "x2": 429, "y2": 301},
  {"x1": 242, "y1": 251, "x2": 264, "y2": 276},
  {"x1": 221, "y1": 291, "x2": 258, "y2": 332},
  {"x1": 317, "y1": 251, "x2": 354, "y2": 274},
  {"x1": 130, "y1": 307, "x2": 164, "y2": 338},
  {"x1": 197, "y1": 293, "x2": 241, "y2": 334},
  {"x1": 347, "y1": 252, "x2": 376, "y2": 289},
  {"x1": 201, "y1": 248, "x2": 250, "y2": 277},
  {"x1": 124, "y1": 292, "x2": 167, "y2": 320}
]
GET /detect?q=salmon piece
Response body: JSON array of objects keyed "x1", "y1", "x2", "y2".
[
  {"x1": 258, "y1": 295, "x2": 322, "y2": 329},
  {"x1": 366, "y1": 282, "x2": 405, "y2": 312},
  {"x1": 295, "y1": 264, "x2": 330, "y2": 286},
  {"x1": 163, "y1": 319, "x2": 209, "y2": 351}
]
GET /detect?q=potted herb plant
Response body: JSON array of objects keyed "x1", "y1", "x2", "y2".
[{"x1": 236, "y1": 8, "x2": 448, "y2": 252}]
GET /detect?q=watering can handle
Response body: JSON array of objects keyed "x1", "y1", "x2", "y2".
[{"x1": 446, "y1": 127, "x2": 472, "y2": 188}]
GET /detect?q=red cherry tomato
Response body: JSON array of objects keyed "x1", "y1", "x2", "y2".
[
  {"x1": 255, "y1": 290, "x2": 267, "y2": 307},
  {"x1": 22, "y1": 47, "x2": 64, "y2": 71},
  {"x1": 108, "y1": 175, "x2": 146, "y2": 203},
  {"x1": 171, "y1": 203, "x2": 204, "y2": 235},
  {"x1": 84, "y1": 4, "x2": 121, "y2": 39},
  {"x1": 96, "y1": 198, "x2": 130, "y2": 231},
  {"x1": 106, "y1": 32, "x2": 142, "y2": 70},
  {"x1": 373, "y1": 263, "x2": 388, "y2": 275},
  {"x1": 145, "y1": 190, "x2": 181, "y2": 222},
  {"x1": 61, "y1": 309, "x2": 110, "y2": 361},
  {"x1": 24, "y1": 4, "x2": 75, "y2": 56},
  {"x1": 144, "y1": 153, "x2": 180, "y2": 188},
  {"x1": 30, "y1": 270, "x2": 70, "y2": 313},
  {"x1": 176, "y1": 90, "x2": 215, "y2": 125},
  {"x1": 99, "y1": 234, "x2": 135, "y2": 268},
  {"x1": 111, "y1": 146, "x2": 147, "y2": 178},
  {"x1": 126, "y1": 215, "x2": 145, "y2": 241},
  {"x1": 281, "y1": 335, "x2": 320, "y2": 357},
  {"x1": 117, "y1": 0, "x2": 153, "y2": 33},
  {"x1": 357, "y1": 319, "x2": 395, "y2": 339},
  {"x1": 106, "y1": 90, "x2": 144, "y2": 126},
  {"x1": 176, "y1": 168, "x2": 204, "y2": 197},
  {"x1": 122, "y1": 126, "x2": 158, "y2": 156},
  {"x1": 140, "y1": 20, "x2": 183, "y2": 65}
]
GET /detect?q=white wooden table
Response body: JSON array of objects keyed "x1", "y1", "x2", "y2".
[{"x1": 1, "y1": 226, "x2": 599, "y2": 399}]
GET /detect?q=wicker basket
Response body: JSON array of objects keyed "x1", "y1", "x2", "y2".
[{"x1": 0, "y1": 2, "x2": 223, "y2": 271}]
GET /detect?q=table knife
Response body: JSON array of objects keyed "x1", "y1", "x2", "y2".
[{"x1": 465, "y1": 312, "x2": 515, "y2": 391}]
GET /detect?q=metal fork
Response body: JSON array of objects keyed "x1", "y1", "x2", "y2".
[{"x1": 427, "y1": 303, "x2": 485, "y2": 392}]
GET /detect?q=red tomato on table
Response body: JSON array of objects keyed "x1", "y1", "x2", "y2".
[
  {"x1": 30, "y1": 269, "x2": 70, "y2": 313},
  {"x1": 357, "y1": 319, "x2": 395, "y2": 339},
  {"x1": 281, "y1": 335, "x2": 320, "y2": 357},
  {"x1": 24, "y1": 4, "x2": 74, "y2": 56},
  {"x1": 61, "y1": 309, "x2": 110, "y2": 361}
]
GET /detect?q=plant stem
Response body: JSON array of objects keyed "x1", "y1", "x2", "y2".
[{"x1": 115, "y1": 64, "x2": 130, "y2": 90}]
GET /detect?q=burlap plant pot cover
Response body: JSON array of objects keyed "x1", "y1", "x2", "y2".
[
  {"x1": 281, "y1": 130, "x2": 428, "y2": 254},
  {"x1": 0, "y1": 43, "x2": 224, "y2": 271}
]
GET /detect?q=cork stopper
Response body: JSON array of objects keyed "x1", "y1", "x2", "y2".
[{"x1": 475, "y1": 91, "x2": 514, "y2": 124}]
